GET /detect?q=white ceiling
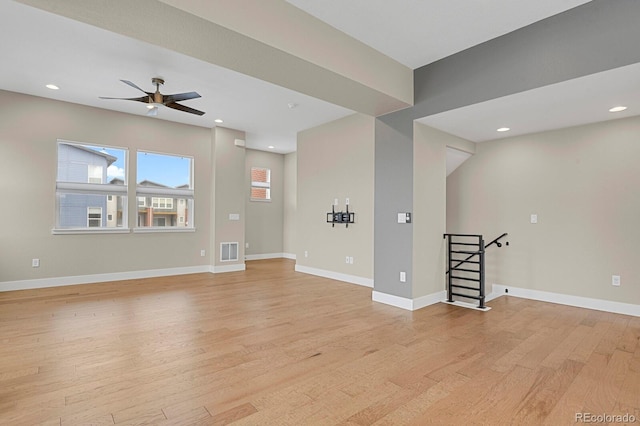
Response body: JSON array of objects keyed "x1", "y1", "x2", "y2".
[
  {"x1": 2, "y1": 0, "x2": 636, "y2": 155},
  {"x1": 0, "y1": 0, "x2": 353, "y2": 154},
  {"x1": 287, "y1": 0, "x2": 591, "y2": 69},
  {"x1": 419, "y1": 62, "x2": 640, "y2": 142}
]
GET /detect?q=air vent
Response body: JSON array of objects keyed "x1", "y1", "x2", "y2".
[{"x1": 220, "y1": 242, "x2": 239, "y2": 262}]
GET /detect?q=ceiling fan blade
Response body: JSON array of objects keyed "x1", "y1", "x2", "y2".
[
  {"x1": 120, "y1": 80, "x2": 153, "y2": 96},
  {"x1": 99, "y1": 95, "x2": 151, "y2": 103},
  {"x1": 163, "y1": 92, "x2": 201, "y2": 104},
  {"x1": 165, "y1": 102, "x2": 205, "y2": 116},
  {"x1": 147, "y1": 106, "x2": 158, "y2": 117}
]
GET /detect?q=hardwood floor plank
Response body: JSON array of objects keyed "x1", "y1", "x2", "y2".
[{"x1": 0, "y1": 259, "x2": 637, "y2": 425}]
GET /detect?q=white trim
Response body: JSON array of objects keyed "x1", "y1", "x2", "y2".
[
  {"x1": 282, "y1": 253, "x2": 296, "y2": 260},
  {"x1": 136, "y1": 187, "x2": 194, "y2": 199},
  {"x1": 57, "y1": 181, "x2": 127, "y2": 195},
  {"x1": 0, "y1": 266, "x2": 211, "y2": 293},
  {"x1": 442, "y1": 300, "x2": 491, "y2": 311},
  {"x1": 372, "y1": 291, "x2": 413, "y2": 310},
  {"x1": 52, "y1": 228, "x2": 131, "y2": 235},
  {"x1": 245, "y1": 253, "x2": 287, "y2": 261},
  {"x1": 490, "y1": 284, "x2": 640, "y2": 317},
  {"x1": 372, "y1": 290, "x2": 447, "y2": 311},
  {"x1": 294, "y1": 264, "x2": 373, "y2": 288},
  {"x1": 211, "y1": 263, "x2": 246, "y2": 273},
  {"x1": 133, "y1": 227, "x2": 196, "y2": 233}
]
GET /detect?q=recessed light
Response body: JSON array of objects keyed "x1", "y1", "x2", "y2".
[
  {"x1": 268, "y1": 145, "x2": 275, "y2": 149},
  {"x1": 214, "y1": 119, "x2": 223, "y2": 123},
  {"x1": 287, "y1": 103, "x2": 298, "y2": 109},
  {"x1": 609, "y1": 106, "x2": 627, "y2": 113},
  {"x1": 497, "y1": 127, "x2": 510, "y2": 132},
  {"x1": 146, "y1": 104, "x2": 155, "y2": 109},
  {"x1": 45, "y1": 84, "x2": 59, "y2": 90}
]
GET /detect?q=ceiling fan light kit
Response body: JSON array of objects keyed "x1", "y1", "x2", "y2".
[{"x1": 99, "y1": 77, "x2": 205, "y2": 116}]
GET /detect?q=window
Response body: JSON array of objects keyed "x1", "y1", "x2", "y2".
[
  {"x1": 88, "y1": 165, "x2": 103, "y2": 184},
  {"x1": 87, "y1": 207, "x2": 102, "y2": 227},
  {"x1": 136, "y1": 151, "x2": 194, "y2": 230},
  {"x1": 152, "y1": 197, "x2": 173, "y2": 209},
  {"x1": 55, "y1": 141, "x2": 127, "y2": 232},
  {"x1": 251, "y1": 167, "x2": 271, "y2": 201}
]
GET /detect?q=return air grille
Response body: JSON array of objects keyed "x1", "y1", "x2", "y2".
[{"x1": 220, "y1": 242, "x2": 239, "y2": 262}]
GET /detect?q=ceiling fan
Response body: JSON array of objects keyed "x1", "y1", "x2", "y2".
[{"x1": 100, "y1": 77, "x2": 205, "y2": 116}]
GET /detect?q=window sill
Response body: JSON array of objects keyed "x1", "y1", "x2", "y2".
[
  {"x1": 133, "y1": 227, "x2": 196, "y2": 233},
  {"x1": 52, "y1": 228, "x2": 131, "y2": 235},
  {"x1": 250, "y1": 198, "x2": 272, "y2": 203}
]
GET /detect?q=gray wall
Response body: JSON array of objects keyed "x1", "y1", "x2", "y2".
[
  {"x1": 373, "y1": 0, "x2": 640, "y2": 302},
  {"x1": 245, "y1": 149, "x2": 284, "y2": 257},
  {"x1": 297, "y1": 113, "x2": 374, "y2": 280},
  {"x1": 374, "y1": 115, "x2": 414, "y2": 298},
  {"x1": 283, "y1": 152, "x2": 297, "y2": 257},
  {"x1": 212, "y1": 126, "x2": 246, "y2": 268},
  {"x1": 447, "y1": 116, "x2": 640, "y2": 305},
  {"x1": 0, "y1": 90, "x2": 212, "y2": 282}
]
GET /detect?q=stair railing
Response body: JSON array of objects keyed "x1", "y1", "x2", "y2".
[{"x1": 443, "y1": 233, "x2": 508, "y2": 309}]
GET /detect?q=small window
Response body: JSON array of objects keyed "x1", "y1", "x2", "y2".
[
  {"x1": 87, "y1": 207, "x2": 102, "y2": 227},
  {"x1": 251, "y1": 167, "x2": 271, "y2": 201},
  {"x1": 88, "y1": 165, "x2": 103, "y2": 184}
]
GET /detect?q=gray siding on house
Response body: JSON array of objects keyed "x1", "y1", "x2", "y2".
[
  {"x1": 58, "y1": 193, "x2": 107, "y2": 227},
  {"x1": 57, "y1": 143, "x2": 110, "y2": 228}
]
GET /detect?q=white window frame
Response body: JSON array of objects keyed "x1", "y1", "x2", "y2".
[
  {"x1": 53, "y1": 140, "x2": 129, "y2": 234},
  {"x1": 250, "y1": 167, "x2": 271, "y2": 202},
  {"x1": 135, "y1": 150, "x2": 195, "y2": 233}
]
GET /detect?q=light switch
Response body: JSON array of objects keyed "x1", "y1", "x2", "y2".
[
  {"x1": 398, "y1": 213, "x2": 406, "y2": 224},
  {"x1": 530, "y1": 214, "x2": 538, "y2": 224},
  {"x1": 229, "y1": 213, "x2": 240, "y2": 221}
]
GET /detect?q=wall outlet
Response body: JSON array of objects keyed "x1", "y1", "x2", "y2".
[
  {"x1": 333, "y1": 198, "x2": 338, "y2": 206},
  {"x1": 345, "y1": 198, "x2": 350, "y2": 205},
  {"x1": 400, "y1": 271, "x2": 406, "y2": 282},
  {"x1": 612, "y1": 275, "x2": 621, "y2": 286},
  {"x1": 245, "y1": 242, "x2": 249, "y2": 248},
  {"x1": 349, "y1": 256, "x2": 354, "y2": 264},
  {"x1": 346, "y1": 256, "x2": 350, "y2": 264},
  {"x1": 32, "y1": 258, "x2": 40, "y2": 268},
  {"x1": 530, "y1": 214, "x2": 538, "y2": 224},
  {"x1": 200, "y1": 250, "x2": 206, "y2": 257},
  {"x1": 304, "y1": 251, "x2": 308, "y2": 258}
]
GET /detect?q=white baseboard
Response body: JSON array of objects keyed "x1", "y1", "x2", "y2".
[
  {"x1": 245, "y1": 253, "x2": 286, "y2": 261},
  {"x1": 372, "y1": 290, "x2": 447, "y2": 311},
  {"x1": 442, "y1": 300, "x2": 491, "y2": 311},
  {"x1": 0, "y1": 265, "x2": 212, "y2": 292},
  {"x1": 210, "y1": 263, "x2": 246, "y2": 273},
  {"x1": 245, "y1": 253, "x2": 296, "y2": 261},
  {"x1": 294, "y1": 264, "x2": 373, "y2": 288},
  {"x1": 491, "y1": 284, "x2": 640, "y2": 317}
]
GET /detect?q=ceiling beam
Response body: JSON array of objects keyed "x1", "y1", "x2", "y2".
[{"x1": 16, "y1": 0, "x2": 413, "y2": 116}]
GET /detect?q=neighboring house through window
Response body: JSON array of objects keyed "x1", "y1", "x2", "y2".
[
  {"x1": 55, "y1": 141, "x2": 127, "y2": 231},
  {"x1": 136, "y1": 151, "x2": 194, "y2": 229},
  {"x1": 251, "y1": 167, "x2": 271, "y2": 201}
]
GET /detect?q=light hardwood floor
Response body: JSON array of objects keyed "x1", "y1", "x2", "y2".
[{"x1": 0, "y1": 259, "x2": 638, "y2": 425}]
